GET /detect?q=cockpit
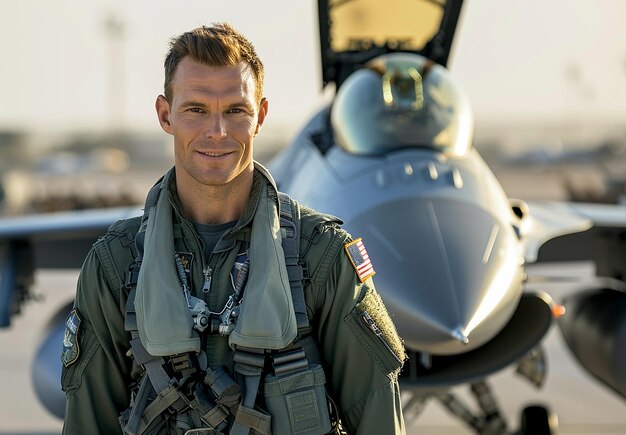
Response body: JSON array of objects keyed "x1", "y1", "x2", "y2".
[{"x1": 330, "y1": 53, "x2": 474, "y2": 157}]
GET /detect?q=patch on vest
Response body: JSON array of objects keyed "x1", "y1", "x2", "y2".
[
  {"x1": 61, "y1": 309, "x2": 82, "y2": 367},
  {"x1": 287, "y1": 390, "x2": 321, "y2": 433},
  {"x1": 344, "y1": 238, "x2": 375, "y2": 282},
  {"x1": 230, "y1": 252, "x2": 249, "y2": 292}
]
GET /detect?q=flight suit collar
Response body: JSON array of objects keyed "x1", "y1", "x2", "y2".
[{"x1": 163, "y1": 162, "x2": 280, "y2": 254}]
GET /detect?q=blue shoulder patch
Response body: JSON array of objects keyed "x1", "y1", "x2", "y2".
[{"x1": 61, "y1": 309, "x2": 82, "y2": 367}]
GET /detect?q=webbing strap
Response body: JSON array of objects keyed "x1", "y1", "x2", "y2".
[
  {"x1": 201, "y1": 405, "x2": 228, "y2": 429},
  {"x1": 121, "y1": 375, "x2": 153, "y2": 435},
  {"x1": 189, "y1": 384, "x2": 229, "y2": 430},
  {"x1": 230, "y1": 349, "x2": 270, "y2": 435},
  {"x1": 233, "y1": 405, "x2": 272, "y2": 434},
  {"x1": 124, "y1": 286, "x2": 191, "y2": 432},
  {"x1": 128, "y1": 329, "x2": 171, "y2": 393},
  {"x1": 277, "y1": 192, "x2": 309, "y2": 330},
  {"x1": 133, "y1": 179, "x2": 163, "y2": 266},
  {"x1": 138, "y1": 384, "x2": 189, "y2": 433},
  {"x1": 124, "y1": 287, "x2": 138, "y2": 332}
]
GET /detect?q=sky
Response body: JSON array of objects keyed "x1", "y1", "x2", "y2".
[{"x1": 1, "y1": 0, "x2": 625, "y2": 142}]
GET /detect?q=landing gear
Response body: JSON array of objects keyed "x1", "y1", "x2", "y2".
[
  {"x1": 519, "y1": 404, "x2": 557, "y2": 435},
  {"x1": 436, "y1": 381, "x2": 508, "y2": 435},
  {"x1": 400, "y1": 347, "x2": 558, "y2": 434}
]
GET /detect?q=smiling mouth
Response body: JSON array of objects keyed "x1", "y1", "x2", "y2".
[{"x1": 198, "y1": 151, "x2": 231, "y2": 157}]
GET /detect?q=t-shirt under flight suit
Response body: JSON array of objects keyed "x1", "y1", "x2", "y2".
[{"x1": 61, "y1": 167, "x2": 406, "y2": 434}]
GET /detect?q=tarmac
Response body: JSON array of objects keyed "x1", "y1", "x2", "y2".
[{"x1": 0, "y1": 264, "x2": 624, "y2": 434}]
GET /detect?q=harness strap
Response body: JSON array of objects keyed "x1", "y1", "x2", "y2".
[
  {"x1": 233, "y1": 406, "x2": 272, "y2": 434},
  {"x1": 121, "y1": 375, "x2": 153, "y2": 435},
  {"x1": 133, "y1": 177, "x2": 163, "y2": 268},
  {"x1": 188, "y1": 383, "x2": 229, "y2": 431},
  {"x1": 278, "y1": 192, "x2": 309, "y2": 331},
  {"x1": 124, "y1": 288, "x2": 230, "y2": 434},
  {"x1": 138, "y1": 384, "x2": 189, "y2": 433},
  {"x1": 230, "y1": 349, "x2": 271, "y2": 435},
  {"x1": 205, "y1": 367, "x2": 241, "y2": 408}
]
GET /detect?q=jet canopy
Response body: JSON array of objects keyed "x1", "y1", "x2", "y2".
[
  {"x1": 318, "y1": 0, "x2": 464, "y2": 87},
  {"x1": 331, "y1": 53, "x2": 474, "y2": 156}
]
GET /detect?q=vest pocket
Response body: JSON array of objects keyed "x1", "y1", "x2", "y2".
[
  {"x1": 263, "y1": 364, "x2": 332, "y2": 435},
  {"x1": 345, "y1": 289, "x2": 405, "y2": 375},
  {"x1": 346, "y1": 309, "x2": 404, "y2": 375}
]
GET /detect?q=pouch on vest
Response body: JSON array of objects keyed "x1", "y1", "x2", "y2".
[{"x1": 263, "y1": 364, "x2": 332, "y2": 435}]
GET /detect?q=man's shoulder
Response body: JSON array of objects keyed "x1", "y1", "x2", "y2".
[
  {"x1": 298, "y1": 203, "x2": 350, "y2": 243},
  {"x1": 94, "y1": 215, "x2": 142, "y2": 259},
  {"x1": 295, "y1": 202, "x2": 353, "y2": 285},
  {"x1": 95, "y1": 216, "x2": 142, "y2": 248},
  {"x1": 106, "y1": 215, "x2": 142, "y2": 237},
  {"x1": 87, "y1": 216, "x2": 141, "y2": 291}
]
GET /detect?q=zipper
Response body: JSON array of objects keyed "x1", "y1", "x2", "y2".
[
  {"x1": 202, "y1": 265, "x2": 212, "y2": 293},
  {"x1": 360, "y1": 311, "x2": 402, "y2": 364},
  {"x1": 174, "y1": 207, "x2": 209, "y2": 296}
]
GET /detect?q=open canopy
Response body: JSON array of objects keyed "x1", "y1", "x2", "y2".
[{"x1": 318, "y1": 0, "x2": 464, "y2": 88}]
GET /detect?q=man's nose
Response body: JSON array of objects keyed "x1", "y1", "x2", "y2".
[{"x1": 204, "y1": 114, "x2": 227, "y2": 139}]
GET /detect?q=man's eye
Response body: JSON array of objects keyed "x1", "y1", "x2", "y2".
[
  {"x1": 228, "y1": 108, "x2": 244, "y2": 114},
  {"x1": 189, "y1": 108, "x2": 204, "y2": 113}
]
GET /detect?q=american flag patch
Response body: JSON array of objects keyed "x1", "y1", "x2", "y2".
[{"x1": 344, "y1": 238, "x2": 375, "y2": 283}]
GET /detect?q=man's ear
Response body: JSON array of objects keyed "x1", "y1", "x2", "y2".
[
  {"x1": 255, "y1": 97, "x2": 269, "y2": 136},
  {"x1": 156, "y1": 95, "x2": 173, "y2": 135}
]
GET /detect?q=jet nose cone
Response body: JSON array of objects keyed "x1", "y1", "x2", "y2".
[
  {"x1": 347, "y1": 196, "x2": 524, "y2": 354},
  {"x1": 451, "y1": 328, "x2": 469, "y2": 345}
]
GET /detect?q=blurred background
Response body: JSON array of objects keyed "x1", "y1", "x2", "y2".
[
  {"x1": 0, "y1": 1, "x2": 625, "y2": 433},
  {"x1": 0, "y1": 0, "x2": 625, "y2": 216}
]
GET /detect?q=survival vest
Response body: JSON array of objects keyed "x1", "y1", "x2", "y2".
[{"x1": 102, "y1": 185, "x2": 337, "y2": 435}]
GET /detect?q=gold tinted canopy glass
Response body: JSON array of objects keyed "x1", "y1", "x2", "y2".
[{"x1": 328, "y1": 0, "x2": 446, "y2": 52}]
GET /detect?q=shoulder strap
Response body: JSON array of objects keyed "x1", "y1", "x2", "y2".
[
  {"x1": 277, "y1": 191, "x2": 309, "y2": 331},
  {"x1": 91, "y1": 217, "x2": 141, "y2": 306},
  {"x1": 123, "y1": 179, "x2": 162, "y2": 295},
  {"x1": 135, "y1": 178, "x2": 163, "y2": 260}
]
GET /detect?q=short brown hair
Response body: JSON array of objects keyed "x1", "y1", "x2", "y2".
[{"x1": 163, "y1": 23, "x2": 264, "y2": 104}]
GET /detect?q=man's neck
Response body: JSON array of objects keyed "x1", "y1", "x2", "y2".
[{"x1": 175, "y1": 168, "x2": 254, "y2": 225}]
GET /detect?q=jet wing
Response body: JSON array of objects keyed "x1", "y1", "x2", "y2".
[
  {"x1": 318, "y1": 0, "x2": 464, "y2": 87},
  {"x1": 0, "y1": 207, "x2": 141, "y2": 326},
  {"x1": 0, "y1": 207, "x2": 141, "y2": 268},
  {"x1": 522, "y1": 201, "x2": 626, "y2": 281}
]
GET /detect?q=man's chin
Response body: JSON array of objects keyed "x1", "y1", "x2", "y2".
[{"x1": 195, "y1": 171, "x2": 248, "y2": 188}]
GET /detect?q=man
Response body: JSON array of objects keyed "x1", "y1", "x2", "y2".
[{"x1": 61, "y1": 23, "x2": 406, "y2": 434}]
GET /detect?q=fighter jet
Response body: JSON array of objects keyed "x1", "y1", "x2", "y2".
[
  {"x1": 1, "y1": 1, "x2": 625, "y2": 434},
  {"x1": 270, "y1": 0, "x2": 626, "y2": 432}
]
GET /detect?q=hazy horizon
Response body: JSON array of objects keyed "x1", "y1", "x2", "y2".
[{"x1": 1, "y1": 0, "x2": 625, "y2": 142}]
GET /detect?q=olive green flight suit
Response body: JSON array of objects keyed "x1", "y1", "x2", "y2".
[{"x1": 61, "y1": 168, "x2": 406, "y2": 434}]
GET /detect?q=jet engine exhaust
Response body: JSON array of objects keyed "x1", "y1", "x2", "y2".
[{"x1": 558, "y1": 286, "x2": 626, "y2": 399}]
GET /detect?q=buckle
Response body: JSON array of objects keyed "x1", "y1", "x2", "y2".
[
  {"x1": 125, "y1": 261, "x2": 141, "y2": 289},
  {"x1": 169, "y1": 353, "x2": 195, "y2": 374},
  {"x1": 271, "y1": 348, "x2": 308, "y2": 375},
  {"x1": 298, "y1": 259, "x2": 310, "y2": 284}
]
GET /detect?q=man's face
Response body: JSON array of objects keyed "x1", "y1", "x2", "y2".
[{"x1": 156, "y1": 57, "x2": 267, "y2": 189}]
